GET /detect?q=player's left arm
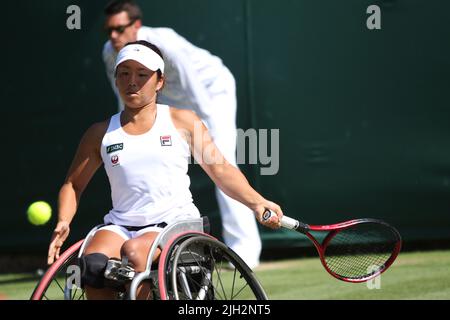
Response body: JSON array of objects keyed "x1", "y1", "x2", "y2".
[{"x1": 171, "y1": 108, "x2": 282, "y2": 228}]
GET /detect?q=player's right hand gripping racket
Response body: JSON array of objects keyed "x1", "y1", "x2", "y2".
[{"x1": 263, "y1": 210, "x2": 402, "y2": 283}]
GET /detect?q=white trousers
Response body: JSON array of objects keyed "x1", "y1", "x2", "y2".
[{"x1": 205, "y1": 69, "x2": 262, "y2": 269}]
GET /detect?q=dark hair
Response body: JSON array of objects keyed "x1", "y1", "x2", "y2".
[
  {"x1": 104, "y1": 0, "x2": 143, "y2": 21},
  {"x1": 117, "y1": 40, "x2": 164, "y2": 79},
  {"x1": 125, "y1": 40, "x2": 164, "y2": 60}
]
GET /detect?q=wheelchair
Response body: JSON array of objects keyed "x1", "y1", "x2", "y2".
[{"x1": 30, "y1": 217, "x2": 268, "y2": 300}]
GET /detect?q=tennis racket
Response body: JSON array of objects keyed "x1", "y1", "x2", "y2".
[{"x1": 263, "y1": 210, "x2": 402, "y2": 283}]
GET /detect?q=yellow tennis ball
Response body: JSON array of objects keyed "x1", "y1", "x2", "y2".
[{"x1": 27, "y1": 201, "x2": 52, "y2": 226}]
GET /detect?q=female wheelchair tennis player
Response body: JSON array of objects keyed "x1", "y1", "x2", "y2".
[{"x1": 36, "y1": 40, "x2": 282, "y2": 300}]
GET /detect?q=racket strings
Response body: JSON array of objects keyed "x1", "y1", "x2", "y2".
[{"x1": 323, "y1": 223, "x2": 398, "y2": 280}]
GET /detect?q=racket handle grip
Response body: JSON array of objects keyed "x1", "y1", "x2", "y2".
[{"x1": 262, "y1": 209, "x2": 301, "y2": 230}]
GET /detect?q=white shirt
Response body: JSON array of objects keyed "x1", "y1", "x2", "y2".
[
  {"x1": 103, "y1": 26, "x2": 233, "y2": 122},
  {"x1": 100, "y1": 104, "x2": 200, "y2": 226}
]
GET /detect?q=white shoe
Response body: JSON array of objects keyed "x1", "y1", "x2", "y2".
[
  {"x1": 244, "y1": 260, "x2": 260, "y2": 270},
  {"x1": 225, "y1": 259, "x2": 259, "y2": 270}
]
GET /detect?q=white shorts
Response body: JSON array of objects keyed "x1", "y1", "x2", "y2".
[{"x1": 96, "y1": 224, "x2": 165, "y2": 240}]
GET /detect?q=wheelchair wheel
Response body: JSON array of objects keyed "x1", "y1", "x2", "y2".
[
  {"x1": 160, "y1": 235, "x2": 268, "y2": 300},
  {"x1": 158, "y1": 231, "x2": 212, "y2": 300},
  {"x1": 30, "y1": 240, "x2": 86, "y2": 300}
]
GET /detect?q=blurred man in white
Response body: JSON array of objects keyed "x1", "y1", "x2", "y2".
[{"x1": 101, "y1": 0, "x2": 261, "y2": 268}]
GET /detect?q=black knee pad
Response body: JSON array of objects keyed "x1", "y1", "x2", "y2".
[{"x1": 78, "y1": 253, "x2": 109, "y2": 289}]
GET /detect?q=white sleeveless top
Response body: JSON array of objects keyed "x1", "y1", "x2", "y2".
[{"x1": 100, "y1": 104, "x2": 200, "y2": 226}]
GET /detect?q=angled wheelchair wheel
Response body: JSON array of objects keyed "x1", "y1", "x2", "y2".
[
  {"x1": 30, "y1": 240, "x2": 86, "y2": 300},
  {"x1": 159, "y1": 235, "x2": 268, "y2": 300},
  {"x1": 158, "y1": 231, "x2": 210, "y2": 300}
]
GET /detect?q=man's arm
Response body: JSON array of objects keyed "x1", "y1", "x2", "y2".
[
  {"x1": 102, "y1": 41, "x2": 124, "y2": 111},
  {"x1": 169, "y1": 49, "x2": 216, "y2": 122}
]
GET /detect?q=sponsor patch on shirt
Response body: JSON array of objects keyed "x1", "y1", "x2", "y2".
[
  {"x1": 160, "y1": 135, "x2": 172, "y2": 146},
  {"x1": 110, "y1": 154, "x2": 120, "y2": 166},
  {"x1": 106, "y1": 143, "x2": 124, "y2": 154}
]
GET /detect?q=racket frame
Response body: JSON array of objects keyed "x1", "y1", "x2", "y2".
[{"x1": 263, "y1": 211, "x2": 402, "y2": 283}]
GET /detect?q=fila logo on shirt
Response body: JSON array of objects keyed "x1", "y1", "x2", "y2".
[{"x1": 160, "y1": 135, "x2": 172, "y2": 146}]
